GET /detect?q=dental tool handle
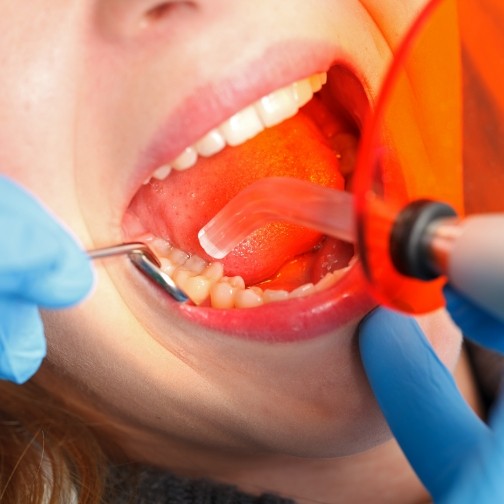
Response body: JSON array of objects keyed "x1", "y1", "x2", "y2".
[
  {"x1": 431, "y1": 214, "x2": 504, "y2": 324},
  {"x1": 390, "y1": 201, "x2": 504, "y2": 324}
]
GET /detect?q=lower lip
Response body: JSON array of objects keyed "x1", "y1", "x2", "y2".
[{"x1": 176, "y1": 263, "x2": 375, "y2": 342}]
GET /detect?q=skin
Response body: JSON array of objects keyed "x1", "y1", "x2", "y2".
[{"x1": 1, "y1": 1, "x2": 478, "y2": 502}]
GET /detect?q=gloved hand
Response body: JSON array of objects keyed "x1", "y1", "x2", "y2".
[
  {"x1": 0, "y1": 176, "x2": 93, "y2": 384},
  {"x1": 359, "y1": 286, "x2": 504, "y2": 503}
]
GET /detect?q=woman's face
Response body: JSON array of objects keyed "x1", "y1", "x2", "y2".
[{"x1": 4, "y1": 0, "x2": 461, "y2": 462}]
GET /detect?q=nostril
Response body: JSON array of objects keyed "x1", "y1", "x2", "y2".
[
  {"x1": 143, "y1": 1, "x2": 196, "y2": 26},
  {"x1": 95, "y1": 1, "x2": 197, "y2": 39}
]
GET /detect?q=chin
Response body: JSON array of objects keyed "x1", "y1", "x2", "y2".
[{"x1": 40, "y1": 43, "x2": 463, "y2": 463}]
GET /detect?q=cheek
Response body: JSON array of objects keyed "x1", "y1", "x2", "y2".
[{"x1": 416, "y1": 309, "x2": 463, "y2": 371}]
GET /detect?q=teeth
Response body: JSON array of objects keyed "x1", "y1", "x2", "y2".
[
  {"x1": 172, "y1": 146, "x2": 198, "y2": 171},
  {"x1": 147, "y1": 72, "x2": 327, "y2": 182},
  {"x1": 147, "y1": 237, "x2": 350, "y2": 308}
]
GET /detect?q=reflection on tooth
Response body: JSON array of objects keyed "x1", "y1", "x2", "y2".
[
  {"x1": 263, "y1": 289, "x2": 289, "y2": 303},
  {"x1": 255, "y1": 87, "x2": 299, "y2": 128},
  {"x1": 152, "y1": 164, "x2": 172, "y2": 180},
  {"x1": 172, "y1": 147, "x2": 198, "y2": 170},
  {"x1": 219, "y1": 105, "x2": 264, "y2": 146},
  {"x1": 235, "y1": 288, "x2": 264, "y2": 308},
  {"x1": 290, "y1": 283, "x2": 314, "y2": 298},
  {"x1": 195, "y1": 129, "x2": 226, "y2": 157},
  {"x1": 291, "y1": 79, "x2": 314, "y2": 108}
]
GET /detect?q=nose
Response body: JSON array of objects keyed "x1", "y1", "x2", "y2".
[{"x1": 95, "y1": 0, "x2": 197, "y2": 39}]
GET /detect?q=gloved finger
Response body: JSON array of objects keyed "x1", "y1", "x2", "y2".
[
  {"x1": 0, "y1": 176, "x2": 93, "y2": 307},
  {"x1": 359, "y1": 308, "x2": 489, "y2": 500},
  {"x1": 0, "y1": 298, "x2": 46, "y2": 384},
  {"x1": 444, "y1": 285, "x2": 504, "y2": 354}
]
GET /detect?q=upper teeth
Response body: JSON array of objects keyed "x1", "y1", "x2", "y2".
[{"x1": 148, "y1": 72, "x2": 327, "y2": 182}]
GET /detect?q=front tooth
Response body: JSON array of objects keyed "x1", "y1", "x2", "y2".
[
  {"x1": 172, "y1": 146, "x2": 198, "y2": 170},
  {"x1": 291, "y1": 79, "x2": 314, "y2": 108},
  {"x1": 219, "y1": 105, "x2": 264, "y2": 146},
  {"x1": 195, "y1": 129, "x2": 226, "y2": 157},
  {"x1": 152, "y1": 164, "x2": 172, "y2": 180},
  {"x1": 310, "y1": 73, "x2": 327, "y2": 93},
  {"x1": 255, "y1": 86, "x2": 299, "y2": 127}
]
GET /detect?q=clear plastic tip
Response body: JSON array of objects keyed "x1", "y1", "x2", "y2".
[{"x1": 198, "y1": 177, "x2": 355, "y2": 259}]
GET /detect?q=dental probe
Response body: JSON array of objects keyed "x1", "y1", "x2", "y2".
[
  {"x1": 198, "y1": 176, "x2": 504, "y2": 322},
  {"x1": 87, "y1": 242, "x2": 189, "y2": 303}
]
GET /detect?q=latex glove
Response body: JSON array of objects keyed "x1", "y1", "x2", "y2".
[
  {"x1": 359, "y1": 290, "x2": 504, "y2": 503},
  {"x1": 0, "y1": 176, "x2": 93, "y2": 383}
]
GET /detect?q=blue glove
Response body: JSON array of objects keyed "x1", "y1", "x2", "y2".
[
  {"x1": 359, "y1": 287, "x2": 504, "y2": 503},
  {"x1": 0, "y1": 176, "x2": 93, "y2": 383}
]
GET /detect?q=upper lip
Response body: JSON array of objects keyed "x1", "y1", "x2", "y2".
[{"x1": 120, "y1": 39, "x2": 376, "y2": 341}]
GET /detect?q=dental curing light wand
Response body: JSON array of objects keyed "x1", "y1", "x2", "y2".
[
  {"x1": 391, "y1": 200, "x2": 504, "y2": 323},
  {"x1": 198, "y1": 177, "x2": 504, "y2": 322},
  {"x1": 87, "y1": 242, "x2": 189, "y2": 303}
]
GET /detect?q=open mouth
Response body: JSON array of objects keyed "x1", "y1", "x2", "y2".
[{"x1": 123, "y1": 64, "x2": 375, "y2": 340}]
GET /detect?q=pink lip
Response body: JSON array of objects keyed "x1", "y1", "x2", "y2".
[
  {"x1": 178, "y1": 263, "x2": 375, "y2": 342},
  {"x1": 124, "y1": 38, "x2": 375, "y2": 342}
]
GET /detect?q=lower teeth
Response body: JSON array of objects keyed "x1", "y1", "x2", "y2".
[{"x1": 143, "y1": 236, "x2": 350, "y2": 308}]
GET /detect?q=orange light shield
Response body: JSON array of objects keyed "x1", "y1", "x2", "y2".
[{"x1": 354, "y1": 0, "x2": 504, "y2": 314}]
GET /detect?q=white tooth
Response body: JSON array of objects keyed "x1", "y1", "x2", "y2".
[
  {"x1": 195, "y1": 129, "x2": 226, "y2": 157},
  {"x1": 255, "y1": 87, "x2": 299, "y2": 128},
  {"x1": 152, "y1": 164, "x2": 172, "y2": 180},
  {"x1": 235, "y1": 288, "x2": 264, "y2": 308},
  {"x1": 314, "y1": 272, "x2": 339, "y2": 292},
  {"x1": 184, "y1": 275, "x2": 211, "y2": 305},
  {"x1": 171, "y1": 147, "x2": 198, "y2": 170},
  {"x1": 172, "y1": 267, "x2": 195, "y2": 290},
  {"x1": 309, "y1": 73, "x2": 327, "y2": 93},
  {"x1": 219, "y1": 105, "x2": 264, "y2": 146},
  {"x1": 225, "y1": 275, "x2": 246, "y2": 289},
  {"x1": 203, "y1": 262, "x2": 224, "y2": 283},
  {"x1": 263, "y1": 289, "x2": 289, "y2": 303},
  {"x1": 291, "y1": 79, "x2": 314, "y2": 108},
  {"x1": 210, "y1": 281, "x2": 236, "y2": 309},
  {"x1": 289, "y1": 283, "x2": 315, "y2": 298}
]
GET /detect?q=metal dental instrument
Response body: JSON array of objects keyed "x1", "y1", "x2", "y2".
[{"x1": 87, "y1": 242, "x2": 189, "y2": 303}]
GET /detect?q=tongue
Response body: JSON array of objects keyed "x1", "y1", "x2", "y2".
[{"x1": 128, "y1": 108, "x2": 345, "y2": 285}]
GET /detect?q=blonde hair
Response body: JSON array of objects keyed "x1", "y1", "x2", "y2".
[{"x1": 0, "y1": 380, "x2": 108, "y2": 504}]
